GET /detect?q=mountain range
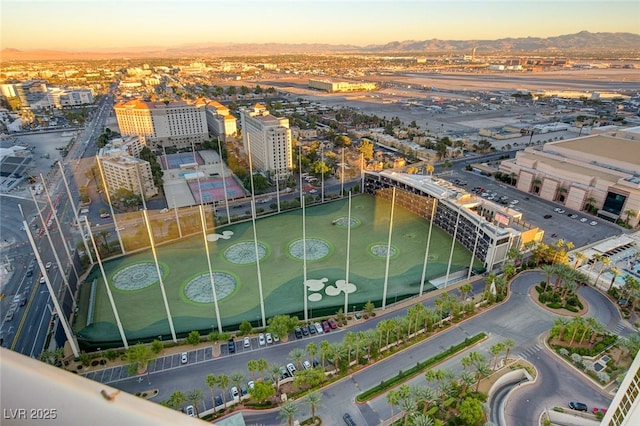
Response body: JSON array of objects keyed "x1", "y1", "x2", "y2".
[{"x1": 2, "y1": 31, "x2": 639, "y2": 61}]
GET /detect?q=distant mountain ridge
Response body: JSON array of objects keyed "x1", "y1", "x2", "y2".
[{"x1": 2, "y1": 31, "x2": 639, "y2": 61}]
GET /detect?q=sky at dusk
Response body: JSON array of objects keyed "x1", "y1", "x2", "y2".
[{"x1": 2, "y1": 0, "x2": 639, "y2": 51}]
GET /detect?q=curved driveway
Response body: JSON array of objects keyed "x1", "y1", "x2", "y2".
[{"x1": 111, "y1": 271, "x2": 629, "y2": 425}]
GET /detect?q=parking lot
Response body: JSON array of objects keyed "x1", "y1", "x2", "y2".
[
  {"x1": 82, "y1": 346, "x2": 213, "y2": 384},
  {"x1": 443, "y1": 169, "x2": 622, "y2": 248}
]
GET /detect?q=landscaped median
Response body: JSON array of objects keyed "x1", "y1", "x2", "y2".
[{"x1": 355, "y1": 332, "x2": 487, "y2": 403}]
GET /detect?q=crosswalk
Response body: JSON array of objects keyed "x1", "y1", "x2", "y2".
[
  {"x1": 611, "y1": 321, "x2": 627, "y2": 336},
  {"x1": 517, "y1": 344, "x2": 541, "y2": 360}
]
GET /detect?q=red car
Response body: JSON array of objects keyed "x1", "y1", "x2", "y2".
[
  {"x1": 328, "y1": 318, "x2": 338, "y2": 329},
  {"x1": 321, "y1": 321, "x2": 331, "y2": 333}
]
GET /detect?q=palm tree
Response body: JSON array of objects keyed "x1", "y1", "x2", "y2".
[
  {"x1": 490, "y1": 342, "x2": 505, "y2": 370},
  {"x1": 186, "y1": 388, "x2": 204, "y2": 416},
  {"x1": 502, "y1": 338, "x2": 516, "y2": 363},
  {"x1": 595, "y1": 257, "x2": 611, "y2": 287},
  {"x1": 585, "y1": 196, "x2": 597, "y2": 212},
  {"x1": 608, "y1": 267, "x2": 621, "y2": 291},
  {"x1": 320, "y1": 340, "x2": 331, "y2": 368},
  {"x1": 289, "y1": 347, "x2": 305, "y2": 370},
  {"x1": 216, "y1": 374, "x2": 230, "y2": 407},
  {"x1": 247, "y1": 359, "x2": 259, "y2": 381},
  {"x1": 573, "y1": 251, "x2": 587, "y2": 269},
  {"x1": 568, "y1": 317, "x2": 585, "y2": 347},
  {"x1": 306, "y1": 342, "x2": 318, "y2": 362},
  {"x1": 539, "y1": 264, "x2": 554, "y2": 291},
  {"x1": 304, "y1": 392, "x2": 322, "y2": 422},
  {"x1": 400, "y1": 397, "x2": 417, "y2": 426},
  {"x1": 278, "y1": 399, "x2": 298, "y2": 426},
  {"x1": 579, "y1": 317, "x2": 598, "y2": 345},
  {"x1": 344, "y1": 331, "x2": 357, "y2": 365},
  {"x1": 387, "y1": 389, "x2": 400, "y2": 418},
  {"x1": 168, "y1": 390, "x2": 186, "y2": 410},
  {"x1": 459, "y1": 284, "x2": 473, "y2": 302},
  {"x1": 257, "y1": 358, "x2": 269, "y2": 379},
  {"x1": 413, "y1": 386, "x2": 436, "y2": 415},
  {"x1": 205, "y1": 374, "x2": 217, "y2": 409},
  {"x1": 269, "y1": 363, "x2": 282, "y2": 390},
  {"x1": 230, "y1": 371, "x2": 245, "y2": 397},
  {"x1": 474, "y1": 362, "x2": 492, "y2": 392},
  {"x1": 459, "y1": 370, "x2": 477, "y2": 394}
]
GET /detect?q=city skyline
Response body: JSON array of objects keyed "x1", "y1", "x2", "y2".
[{"x1": 2, "y1": 0, "x2": 639, "y2": 51}]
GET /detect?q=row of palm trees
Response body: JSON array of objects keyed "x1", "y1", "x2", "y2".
[{"x1": 550, "y1": 316, "x2": 608, "y2": 348}]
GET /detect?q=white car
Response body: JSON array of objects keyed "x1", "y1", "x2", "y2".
[
  {"x1": 248, "y1": 381, "x2": 254, "y2": 390},
  {"x1": 590, "y1": 221, "x2": 598, "y2": 226},
  {"x1": 510, "y1": 199, "x2": 519, "y2": 205},
  {"x1": 265, "y1": 333, "x2": 273, "y2": 344},
  {"x1": 302, "y1": 360, "x2": 311, "y2": 370},
  {"x1": 181, "y1": 352, "x2": 188, "y2": 364},
  {"x1": 286, "y1": 363, "x2": 297, "y2": 376},
  {"x1": 558, "y1": 209, "x2": 565, "y2": 214},
  {"x1": 185, "y1": 405, "x2": 195, "y2": 417},
  {"x1": 314, "y1": 322, "x2": 324, "y2": 334},
  {"x1": 258, "y1": 333, "x2": 266, "y2": 346},
  {"x1": 230, "y1": 387, "x2": 239, "y2": 400},
  {"x1": 580, "y1": 217, "x2": 588, "y2": 223},
  {"x1": 243, "y1": 336, "x2": 251, "y2": 348},
  {"x1": 273, "y1": 334, "x2": 280, "y2": 343}
]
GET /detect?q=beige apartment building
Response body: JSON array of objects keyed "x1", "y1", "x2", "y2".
[
  {"x1": 240, "y1": 104, "x2": 292, "y2": 180},
  {"x1": 499, "y1": 127, "x2": 640, "y2": 227},
  {"x1": 113, "y1": 99, "x2": 208, "y2": 150},
  {"x1": 98, "y1": 139, "x2": 157, "y2": 199},
  {"x1": 205, "y1": 100, "x2": 237, "y2": 138}
]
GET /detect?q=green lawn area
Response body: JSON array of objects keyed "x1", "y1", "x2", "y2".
[{"x1": 75, "y1": 194, "x2": 479, "y2": 345}]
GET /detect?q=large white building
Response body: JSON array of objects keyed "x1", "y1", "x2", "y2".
[
  {"x1": 308, "y1": 79, "x2": 377, "y2": 93},
  {"x1": 98, "y1": 136, "x2": 157, "y2": 199},
  {"x1": 113, "y1": 99, "x2": 208, "y2": 150},
  {"x1": 499, "y1": 127, "x2": 640, "y2": 228},
  {"x1": 48, "y1": 88, "x2": 94, "y2": 108},
  {"x1": 240, "y1": 104, "x2": 292, "y2": 180}
]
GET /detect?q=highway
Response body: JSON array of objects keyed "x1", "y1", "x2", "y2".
[{"x1": 0, "y1": 88, "x2": 115, "y2": 357}]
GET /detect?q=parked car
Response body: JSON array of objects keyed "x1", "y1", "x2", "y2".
[
  {"x1": 286, "y1": 363, "x2": 297, "y2": 376},
  {"x1": 181, "y1": 352, "x2": 188, "y2": 364},
  {"x1": 45, "y1": 262, "x2": 52, "y2": 270},
  {"x1": 328, "y1": 318, "x2": 338, "y2": 329},
  {"x1": 258, "y1": 333, "x2": 266, "y2": 346},
  {"x1": 265, "y1": 332, "x2": 273, "y2": 344},
  {"x1": 26, "y1": 266, "x2": 34, "y2": 277},
  {"x1": 569, "y1": 401, "x2": 588, "y2": 412},
  {"x1": 308, "y1": 323, "x2": 316, "y2": 334},
  {"x1": 294, "y1": 326, "x2": 303, "y2": 339},
  {"x1": 314, "y1": 322, "x2": 324, "y2": 333},
  {"x1": 40, "y1": 276, "x2": 46, "y2": 284},
  {"x1": 247, "y1": 381, "x2": 254, "y2": 390},
  {"x1": 230, "y1": 387, "x2": 239, "y2": 400},
  {"x1": 301, "y1": 325, "x2": 309, "y2": 336},
  {"x1": 322, "y1": 321, "x2": 331, "y2": 333},
  {"x1": 228, "y1": 339, "x2": 236, "y2": 353},
  {"x1": 243, "y1": 336, "x2": 251, "y2": 348},
  {"x1": 273, "y1": 333, "x2": 280, "y2": 343},
  {"x1": 280, "y1": 366, "x2": 291, "y2": 379},
  {"x1": 343, "y1": 413, "x2": 357, "y2": 426},
  {"x1": 214, "y1": 395, "x2": 223, "y2": 407},
  {"x1": 302, "y1": 360, "x2": 311, "y2": 370},
  {"x1": 185, "y1": 405, "x2": 195, "y2": 416}
]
